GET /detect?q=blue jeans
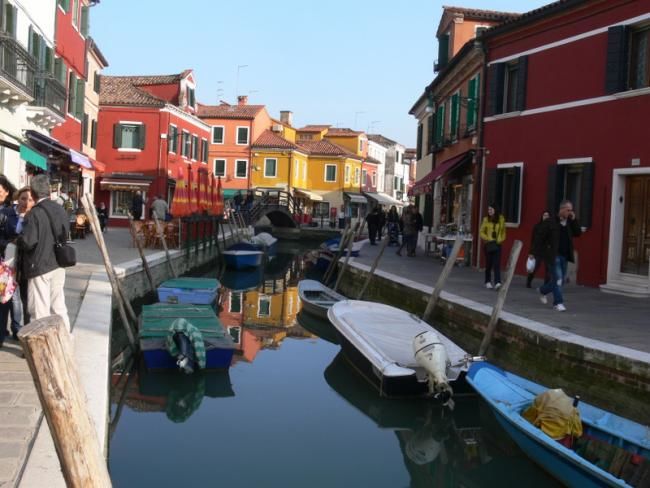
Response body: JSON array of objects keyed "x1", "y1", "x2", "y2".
[{"x1": 540, "y1": 256, "x2": 567, "y2": 305}]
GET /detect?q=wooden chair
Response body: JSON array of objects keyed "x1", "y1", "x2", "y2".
[
  {"x1": 164, "y1": 222, "x2": 179, "y2": 249},
  {"x1": 72, "y1": 214, "x2": 89, "y2": 239},
  {"x1": 131, "y1": 220, "x2": 146, "y2": 248}
]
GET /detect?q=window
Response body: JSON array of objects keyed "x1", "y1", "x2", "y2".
[
  {"x1": 416, "y1": 123, "x2": 423, "y2": 160},
  {"x1": 82, "y1": 113, "x2": 88, "y2": 145},
  {"x1": 487, "y1": 164, "x2": 523, "y2": 225},
  {"x1": 324, "y1": 165, "x2": 336, "y2": 183},
  {"x1": 427, "y1": 114, "x2": 434, "y2": 154},
  {"x1": 355, "y1": 168, "x2": 360, "y2": 185},
  {"x1": 58, "y1": 0, "x2": 69, "y2": 12},
  {"x1": 191, "y1": 135, "x2": 199, "y2": 160},
  {"x1": 487, "y1": 57, "x2": 528, "y2": 115},
  {"x1": 181, "y1": 131, "x2": 190, "y2": 157},
  {"x1": 93, "y1": 72, "x2": 100, "y2": 93},
  {"x1": 168, "y1": 125, "x2": 178, "y2": 153},
  {"x1": 54, "y1": 57, "x2": 66, "y2": 86},
  {"x1": 467, "y1": 74, "x2": 480, "y2": 130},
  {"x1": 264, "y1": 158, "x2": 277, "y2": 177},
  {"x1": 80, "y1": 6, "x2": 89, "y2": 36},
  {"x1": 67, "y1": 72, "x2": 77, "y2": 115},
  {"x1": 435, "y1": 103, "x2": 445, "y2": 146},
  {"x1": 629, "y1": 26, "x2": 650, "y2": 89},
  {"x1": 371, "y1": 172, "x2": 376, "y2": 187},
  {"x1": 110, "y1": 190, "x2": 144, "y2": 218},
  {"x1": 358, "y1": 139, "x2": 363, "y2": 152},
  {"x1": 201, "y1": 138, "x2": 208, "y2": 163},
  {"x1": 258, "y1": 296, "x2": 271, "y2": 317},
  {"x1": 450, "y1": 92, "x2": 460, "y2": 140},
  {"x1": 212, "y1": 126, "x2": 224, "y2": 144},
  {"x1": 548, "y1": 159, "x2": 594, "y2": 228},
  {"x1": 235, "y1": 160, "x2": 248, "y2": 179},
  {"x1": 229, "y1": 293, "x2": 242, "y2": 313},
  {"x1": 362, "y1": 169, "x2": 367, "y2": 186},
  {"x1": 72, "y1": 0, "x2": 79, "y2": 27},
  {"x1": 113, "y1": 123, "x2": 145, "y2": 150},
  {"x1": 236, "y1": 126, "x2": 249, "y2": 145},
  {"x1": 606, "y1": 25, "x2": 650, "y2": 93},
  {"x1": 214, "y1": 159, "x2": 226, "y2": 177},
  {"x1": 186, "y1": 87, "x2": 195, "y2": 108},
  {"x1": 344, "y1": 165, "x2": 350, "y2": 183},
  {"x1": 314, "y1": 201, "x2": 330, "y2": 218},
  {"x1": 90, "y1": 119, "x2": 97, "y2": 149},
  {"x1": 302, "y1": 161, "x2": 307, "y2": 180}
]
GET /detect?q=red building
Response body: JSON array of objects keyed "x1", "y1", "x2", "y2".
[
  {"x1": 481, "y1": 0, "x2": 650, "y2": 296},
  {"x1": 95, "y1": 70, "x2": 211, "y2": 226}
]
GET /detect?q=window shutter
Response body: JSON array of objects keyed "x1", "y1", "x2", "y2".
[
  {"x1": 94, "y1": 73, "x2": 100, "y2": 93},
  {"x1": 435, "y1": 104, "x2": 445, "y2": 145},
  {"x1": 515, "y1": 56, "x2": 528, "y2": 111},
  {"x1": 138, "y1": 125, "x2": 146, "y2": 149},
  {"x1": 427, "y1": 115, "x2": 434, "y2": 154},
  {"x1": 7, "y1": 4, "x2": 16, "y2": 37},
  {"x1": 91, "y1": 119, "x2": 97, "y2": 149},
  {"x1": 438, "y1": 34, "x2": 449, "y2": 69},
  {"x1": 486, "y1": 168, "x2": 497, "y2": 209},
  {"x1": 467, "y1": 77, "x2": 476, "y2": 128},
  {"x1": 451, "y1": 93, "x2": 459, "y2": 137},
  {"x1": 113, "y1": 123, "x2": 122, "y2": 148},
  {"x1": 80, "y1": 6, "x2": 89, "y2": 37},
  {"x1": 82, "y1": 113, "x2": 88, "y2": 144},
  {"x1": 416, "y1": 123, "x2": 423, "y2": 160},
  {"x1": 580, "y1": 163, "x2": 594, "y2": 228},
  {"x1": 75, "y1": 78, "x2": 84, "y2": 119},
  {"x1": 67, "y1": 72, "x2": 76, "y2": 114},
  {"x1": 510, "y1": 166, "x2": 521, "y2": 222},
  {"x1": 547, "y1": 164, "x2": 562, "y2": 214},
  {"x1": 486, "y1": 64, "x2": 505, "y2": 116},
  {"x1": 605, "y1": 26, "x2": 629, "y2": 94}
]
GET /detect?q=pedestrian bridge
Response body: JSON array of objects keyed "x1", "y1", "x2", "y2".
[{"x1": 242, "y1": 190, "x2": 300, "y2": 228}]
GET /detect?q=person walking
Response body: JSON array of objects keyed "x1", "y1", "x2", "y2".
[
  {"x1": 409, "y1": 206, "x2": 424, "y2": 257},
  {"x1": 131, "y1": 191, "x2": 144, "y2": 221},
  {"x1": 151, "y1": 195, "x2": 169, "y2": 221},
  {"x1": 479, "y1": 204, "x2": 506, "y2": 289},
  {"x1": 526, "y1": 210, "x2": 552, "y2": 288},
  {"x1": 376, "y1": 206, "x2": 386, "y2": 240},
  {"x1": 96, "y1": 202, "x2": 108, "y2": 232},
  {"x1": 10, "y1": 187, "x2": 34, "y2": 339},
  {"x1": 386, "y1": 206, "x2": 400, "y2": 246},
  {"x1": 233, "y1": 191, "x2": 243, "y2": 212},
  {"x1": 0, "y1": 175, "x2": 17, "y2": 347},
  {"x1": 396, "y1": 205, "x2": 415, "y2": 257},
  {"x1": 17, "y1": 175, "x2": 71, "y2": 332},
  {"x1": 538, "y1": 200, "x2": 582, "y2": 312},
  {"x1": 365, "y1": 207, "x2": 380, "y2": 245}
]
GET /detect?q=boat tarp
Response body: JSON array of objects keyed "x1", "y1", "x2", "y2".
[
  {"x1": 140, "y1": 304, "x2": 225, "y2": 339},
  {"x1": 522, "y1": 389, "x2": 583, "y2": 440},
  {"x1": 158, "y1": 277, "x2": 219, "y2": 290}
]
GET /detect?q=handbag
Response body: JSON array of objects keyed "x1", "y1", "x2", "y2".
[
  {"x1": 40, "y1": 204, "x2": 76, "y2": 268},
  {"x1": 526, "y1": 256, "x2": 536, "y2": 273},
  {"x1": 0, "y1": 260, "x2": 16, "y2": 304}
]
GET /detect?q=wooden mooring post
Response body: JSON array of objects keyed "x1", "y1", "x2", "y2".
[
  {"x1": 422, "y1": 236, "x2": 464, "y2": 323},
  {"x1": 127, "y1": 212, "x2": 155, "y2": 294},
  {"x1": 357, "y1": 233, "x2": 391, "y2": 300},
  {"x1": 323, "y1": 227, "x2": 352, "y2": 284},
  {"x1": 478, "y1": 240, "x2": 523, "y2": 356},
  {"x1": 153, "y1": 213, "x2": 178, "y2": 278},
  {"x1": 18, "y1": 315, "x2": 112, "y2": 488},
  {"x1": 333, "y1": 229, "x2": 357, "y2": 293}
]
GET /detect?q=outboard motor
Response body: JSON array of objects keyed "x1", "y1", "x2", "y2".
[
  {"x1": 413, "y1": 331, "x2": 453, "y2": 404},
  {"x1": 173, "y1": 332, "x2": 196, "y2": 374}
]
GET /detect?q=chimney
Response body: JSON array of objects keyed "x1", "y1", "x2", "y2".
[
  {"x1": 237, "y1": 95, "x2": 248, "y2": 106},
  {"x1": 280, "y1": 110, "x2": 293, "y2": 127}
]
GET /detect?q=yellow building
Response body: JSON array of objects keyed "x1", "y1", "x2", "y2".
[
  {"x1": 250, "y1": 128, "x2": 308, "y2": 192},
  {"x1": 323, "y1": 127, "x2": 368, "y2": 158},
  {"x1": 243, "y1": 285, "x2": 299, "y2": 327}
]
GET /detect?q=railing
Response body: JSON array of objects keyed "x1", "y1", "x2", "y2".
[
  {"x1": 0, "y1": 35, "x2": 36, "y2": 96},
  {"x1": 241, "y1": 189, "x2": 302, "y2": 225},
  {"x1": 32, "y1": 73, "x2": 66, "y2": 117},
  {"x1": 179, "y1": 214, "x2": 222, "y2": 257}
]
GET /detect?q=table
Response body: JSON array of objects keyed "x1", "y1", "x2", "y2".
[{"x1": 427, "y1": 234, "x2": 473, "y2": 265}]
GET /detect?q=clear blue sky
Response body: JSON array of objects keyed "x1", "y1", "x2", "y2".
[{"x1": 91, "y1": 0, "x2": 547, "y2": 147}]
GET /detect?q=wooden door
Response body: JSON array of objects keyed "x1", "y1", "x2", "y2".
[{"x1": 621, "y1": 176, "x2": 650, "y2": 275}]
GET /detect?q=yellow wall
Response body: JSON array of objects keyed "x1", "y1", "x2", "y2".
[
  {"x1": 251, "y1": 150, "x2": 291, "y2": 189},
  {"x1": 243, "y1": 288, "x2": 299, "y2": 327},
  {"x1": 297, "y1": 129, "x2": 327, "y2": 142},
  {"x1": 307, "y1": 156, "x2": 362, "y2": 192},
  {"x1": 291, "y1": 153, "x2": 309, "y2": 189},
  {"x1": 283, "y1": 126, "x2": 297, "y2": 143}
]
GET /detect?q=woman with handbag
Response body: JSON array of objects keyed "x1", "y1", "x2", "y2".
[
  {"x1": 0, "y1": 175, "x2": 18, "y2": 348},
  {"x1": 479, "y1": 204, "x2": 506, "y2": 290},
  {"x1": 526, "y1": 210, "x2": 552, "y2": 288}
]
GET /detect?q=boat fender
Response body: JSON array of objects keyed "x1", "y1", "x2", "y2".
[
  {"x1": 413, "y1": 331, "x2": 453, "y2": 400},
  {"x1": 172, "y1": 332, "x2": 196, "y2": 374}
]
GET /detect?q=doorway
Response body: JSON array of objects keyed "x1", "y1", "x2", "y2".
[{"x1": 621, "y1": 175, "x2": 650, "y2": 276}]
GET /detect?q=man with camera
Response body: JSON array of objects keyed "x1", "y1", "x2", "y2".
[{"x1": 538, "y1": 200, "x2": 582, "y2": 312}]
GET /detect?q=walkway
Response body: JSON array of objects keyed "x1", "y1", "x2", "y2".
[
  {"x1": 352, "y1": 242, "x2": 650, "y2": 354},
  {"x1": 0, "y1": 228, "x2": 154, "y2": 487}
]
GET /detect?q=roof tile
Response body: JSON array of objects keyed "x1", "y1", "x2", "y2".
[
  {"x1": 197, "y1": 103, "x2": 265, "y2": 120},
  {"x1": 252, "y1": 130, "x2": 298, "y2": 150},
  {"x1": 298, "y1": 140, "x2": 362, "y2": 160}
]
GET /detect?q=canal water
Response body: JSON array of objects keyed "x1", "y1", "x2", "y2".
[{"x1": 108, "y1": 241, "x2": 560, "y2": 488}]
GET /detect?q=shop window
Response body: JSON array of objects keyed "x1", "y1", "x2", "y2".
[
  {"x1": 235, "y1": 160, "x2": 248, "y2": 179},
  {"x1": 214, "y1": 159, "x2": 226, "y2": 177},
  {"x1": 258, "y1": 296, "x2": 271, "y2": 317},
  {"x1": 547, "y1": 160, "x2": 594, "y2": 228},
  {"x1": 325, "y1": 164, "x2": 337, "y2": 182},
  {"x1": 264, "y1": 158, "x2": 277, "y2": 177},
  {"x1": 230, "y1": 293, "x2": 242, "y2": 313},
  {"x1": 113, "y1": 123, "x2": 145, "y2": 150},
  {"x1": 486, "y1": 164, "x2": 523, "y2": 225},
  {"x1": 110, "y1": 190, "x2": 144, "y2": 218},
  {"x1": 313, "y1": 201, "x2": 330, "y2": 218}
]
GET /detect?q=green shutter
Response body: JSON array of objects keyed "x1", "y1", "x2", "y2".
[
  {"x1": 82, "y1": 113, "x2": 88, "y2": 144},
  {"x1": 67, "y1": 72, "x2": 76, "y2": 114},
  {"x1": 138, "y1": 125, "x2": 146, "y2": 149},
  {"x1": 113, "y1": 123, "x2": 122, "y2": 148},
  {"x1": 435, "y1": 104, "x2": 445, "y2": 145},
  {"x1": 75, "y1": 78, "x2": 84, "y2": 120},
  {"x1": 91, "y1": 119, "x2": 97, "y2": 149},
  {"x1": 438, "y1": 34, "x2": 449, "y2": 69},
  {"x1": 80, "y1": 6, "x2": 89, "y2": 37},
  {"x1": 467, "y1": 77, "x2": 477, "y2": 129},
  {"x1": 451, "y1": 93, "x2": 459, "y2": 138}
]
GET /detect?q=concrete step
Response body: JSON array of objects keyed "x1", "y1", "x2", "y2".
[{"x1": 600, "y1": 275, "x2": 650, "y2": 298}]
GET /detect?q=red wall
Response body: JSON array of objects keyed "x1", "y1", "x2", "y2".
[{"x1": 140, "y1": 84, "x2": 180, "y2": 105}]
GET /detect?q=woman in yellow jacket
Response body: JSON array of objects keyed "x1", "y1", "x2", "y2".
[{"x1": 479, "y1": 204, "x2": 506, "y2": 289}]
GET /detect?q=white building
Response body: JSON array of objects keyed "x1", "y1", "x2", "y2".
[
  {"x1": 0, "y1": 0, "x2": 63, "y2": 187},
  {"x1": 368, "y1": 134, "x2": 408, "y2": 204},
  {"x1": 367, "y1": 139, "x2": 386, "y2": 193}
]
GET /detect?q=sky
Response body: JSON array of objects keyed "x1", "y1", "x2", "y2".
[{"x1": 91, "y1": 0, "x2": 549, "y2": 147}]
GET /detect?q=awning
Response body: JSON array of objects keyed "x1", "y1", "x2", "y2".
[
  {"x1": 100, "y1": 178, "x2": 152, "y2": 192},
  {"x1": 70, "y1": 149, "x2": 92, "y2": 169},
  {"x1": 294, "y1": 188, "x2": 323, "y2": 201},
  {"x1": 19, "y1": 144, "x2": 47, "y2": 170},
  {"x1": 344, "y1": 192, "x2": 368, "y2": 204},
  {"x1": 364, "y1": 192, "x2": 404, "y2": 207},
  {"x1": 410, "y1": 151, "x2": 472, "y2": 196},
  {"x1": 24, "y1": 130, "x2": 93, "y2": 170},
  {"x1": 222, "y1": 189, "x2": 242, "y2": 199}
]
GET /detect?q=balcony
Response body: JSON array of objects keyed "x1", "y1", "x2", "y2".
[
  {"x1": 0, "y1": 35, "x2": 36, "y2": 106},
  {"x1": 26, "y1": 74, "x2": 66, "y2": 129}
]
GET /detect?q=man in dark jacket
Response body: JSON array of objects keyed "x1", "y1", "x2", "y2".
[
  {"x1": 365, "y1": 208, "x2": 380, "y2": 245},
  {"x1": 131, "y1": 191, "x2": 144, "y2": 220},
  {"x1": 17, "y1": 175, "x2": 71, "y2": 331},
  {"x1": 538, "y1": 200, "x2": 582, "y2": 312}
]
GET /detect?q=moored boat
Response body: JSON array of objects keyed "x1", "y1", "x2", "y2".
[
  {"x1": 222, "y1": 249, "x2": 264, "y2": 270},
  {"x1": 327, "y1": 300, "x2": 476, "y2": 400},
  {"x1": 139, "y1": 304, "x2": 235, "y2": 371},
  {"x1": 322, "y1": 237, "x2": 368, "y2": 257},
  {"x1": 220, "y1": 266, "x2": 264, "y2": 292},
  {"x1": 466, "y1": 362, "x2": 650, "y2": 488},
  {"x1": 157, "y1": 277, "x2": 220, "y2": 305},
  {"x1": 297, "y1": 279, "x2": 346, "y2": 320}
]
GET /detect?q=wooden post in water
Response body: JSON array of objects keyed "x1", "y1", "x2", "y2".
[
  {"x1": 422, "y1": 236, "x2": 464, "y2": 323},
  {"x1": 127, "y1": 212, "x2": 155, "y2": 293},
  {"x1": 333, "y1": 229, "x2": 357, "y2": 293},
  {"x1": 478, "y1": 239, "x2": 523, "y2": 357},
  {"x1": 323, "y1": 227, "x2": 352, "y2": 284},
  {"x1": 18, "y1": 315, "x2": 113, "y2": 488},
  {"x1": 153, "y1": 213, "x2": 178, "y2": 278},
  {"x1": 220, "y1": 219, "x2": 228, "y2": 249},
  {"x1": 82, "y1": 195, "x2": 137, "y2": 351},
  {"x1": 357, "y1": 233, "x2": 390, "y2": 300}
]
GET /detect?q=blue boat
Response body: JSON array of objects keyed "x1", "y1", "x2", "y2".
[
  {"x1": 157, "y1": 277, "x2": 220, "y2": 305},
  {"x1": 220, "y1": 266, "x2": 264, "y2": 292},
  {"x1": 222, "y1": 249, "x2": 264, "y2": 269},
  {"x1": 139, "y1": 304, "x2": 235, "y2": 371},
  {"x1": 466, "y1": 362, "x2": 650, "y2": 487},
  {"x1": 322, "y1": 237, "x2": 368, "y2": 257}
]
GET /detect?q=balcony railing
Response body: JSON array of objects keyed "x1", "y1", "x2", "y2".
[
  {"x1": 32, "y1": 74, "x2": 66, "y2": 118},
  {"x1": 0, "y1": 35, "x2": 36, "y2": 97}
]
